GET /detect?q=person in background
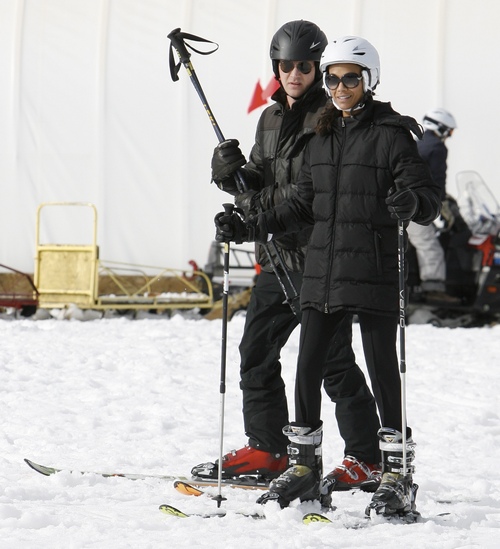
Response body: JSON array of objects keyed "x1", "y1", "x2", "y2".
[
  {"x1": 193, "y1": 21, "x2": 382, "y2": 499},
  {"x1": 215, "y1": 35, "x2": 441, "y2": 518},
  {"x1": 408, "y1": 108, "x2": 460, "y2": 304}
]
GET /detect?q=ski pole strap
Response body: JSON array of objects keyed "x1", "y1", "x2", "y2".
[{"x1": 167, "y1": 28, "x2": 219, "y2": 81}]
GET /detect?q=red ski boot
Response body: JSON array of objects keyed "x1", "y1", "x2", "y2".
[
  {"x1": 191, "y1": 445, "x2": 287, "y2": 480},
  {"x1": 320, "y1": 456, "x2": 381, "y2": 507}
]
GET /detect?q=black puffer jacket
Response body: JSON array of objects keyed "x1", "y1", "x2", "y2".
[
  {"x1": 417, "y1": 130, "x2": 448, "y2": 200},
  {"x1": 235, "y1": 81, "x2": 327, "y2": 273},
  {"x1": 261, "y1": 99, "x2": 442, "y2": 315}
]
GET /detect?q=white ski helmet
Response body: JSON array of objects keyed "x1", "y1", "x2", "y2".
[
  {"x1": 320, "y1": 36, "x2": 380, "y2": 96},
  {"x1": 422, "y1": 108, "x2": 457, "y2": 138}
]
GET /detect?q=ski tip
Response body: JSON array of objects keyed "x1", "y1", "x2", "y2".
[
  {"x1": 159, "y1": 504, "x2": 230, "y2": 519},
  {"x1": 24, "y1": 458, "x2": 54, "y2": 476},
  {"x1": 303, "y1": 512, "x2": 333, "y2": 524},
  {"x1": 159, "y1": 504, "x2": 190, "y2": 518},
  {"x1": 174, "y1": 480, "x2": 205, "y2": 497}
]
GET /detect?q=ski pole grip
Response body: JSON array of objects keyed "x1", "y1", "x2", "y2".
[
  {"x1": 222, "y1": 203, "x2": 235, "y2": 216},
  {"x1": 167, "y1": 28, "x2": 191, "y2": 63}
]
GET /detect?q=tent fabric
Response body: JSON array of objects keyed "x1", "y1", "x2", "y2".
[{"x1": 0, "y1": 0, "x2": 498, "y2": 273}]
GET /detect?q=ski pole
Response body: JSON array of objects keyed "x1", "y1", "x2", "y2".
[
  {"x1": 213, "y1": 202, "x2": 235, "y2": 508},
  {"x1": 397, "y1": 220, "x2": 408, "y2": 478},
  {"x1": 167, "y1": 28, "x2": 301, "y2": 316}
]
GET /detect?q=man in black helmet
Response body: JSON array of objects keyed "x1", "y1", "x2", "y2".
[{"x1": 192, "y1": 21, "x2": 381, "y2": 496}]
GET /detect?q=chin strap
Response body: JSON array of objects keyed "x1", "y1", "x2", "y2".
[{"x1": 331, "y1": 96, "x2": 365, "y2": 115}]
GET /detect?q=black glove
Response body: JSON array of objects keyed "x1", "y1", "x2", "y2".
[
  {"x1": 214, "y1": 209, "x2": 268, "y2": 244},
  {"x1": 386, "y1": 187, "x2": 419, "y2": 221},
  {"x1": 235, "y1": 190, "x2": 260, "y2": 218},
  {"x1": 211, "y1": 139, "x2": 246, "y2": 185}
]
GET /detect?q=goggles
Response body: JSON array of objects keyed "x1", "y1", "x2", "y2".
[
  {"x1": 279, "y1": 60, "x2": 314, "y2": 75},
  {"x1": 324, "y1": 72, "x2": 362, "y2": 90}
]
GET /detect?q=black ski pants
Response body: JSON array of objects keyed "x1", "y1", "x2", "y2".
[
  {"x1": 295, "y1": 308, "x2": 405, "y2": 436},
  {"x1": 239, "y1": 271, "x2": 380, "y2": 463}
]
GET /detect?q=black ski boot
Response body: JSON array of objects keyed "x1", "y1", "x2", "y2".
[
  {"x1": 256, "y1": 423, "x2": 322, "y2": 509},
  {"x1": 365, "y1": 427, "x2": 420, "y2": 522}
]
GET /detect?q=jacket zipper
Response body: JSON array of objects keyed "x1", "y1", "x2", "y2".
[
  {"x1": 324, "y1": 117, "x2": 346, "y2": 313},
  {"x1": 374, "y1": 230, "x2": 383, "y2": 275}
]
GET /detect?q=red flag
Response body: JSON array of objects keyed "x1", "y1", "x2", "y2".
[
  {"x1": 247, "y1": 77, "x2": 280, "y2": 113},
  {"x1": 247, "y1": 81, "x2": 266, "y2": 113}
]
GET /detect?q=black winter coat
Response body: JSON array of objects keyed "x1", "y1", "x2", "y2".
[
  {"x1": 417, "y1": 130, "x2": 448, "y2": 200},
  {"x1": 235, "y1": 81, "x2": 328, "y2": 273},
  {"x1": 261, "y1": 99, "x2": 442, "y2": 315}
]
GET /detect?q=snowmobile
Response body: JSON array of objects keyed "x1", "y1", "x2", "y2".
[{"x1": 407, "y1": 171, "x2": 500, "y2": 327}]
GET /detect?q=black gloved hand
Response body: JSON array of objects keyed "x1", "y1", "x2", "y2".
[
  {"x1": 235, "y1": 190, "x2": 260, "y2": 218},
  {"x1": 214, "y1": 209, "x2": 267, "y2": 244},
  {"x1": 385, "y1": 187, "x2": 419, "y2": 221},
  {"x1": 211, "y1": 139, "x2": 246, "y2": 184}
]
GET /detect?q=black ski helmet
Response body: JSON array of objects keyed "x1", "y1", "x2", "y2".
[{"x1": 270, "y1": 20, "x2": 327, "y2": 81}]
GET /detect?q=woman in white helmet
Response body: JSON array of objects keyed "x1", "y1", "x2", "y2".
[
  {"x1": 215, "y1": 36, "x2": 441, "y2": 518},
  {"x1": 195, "y1": 21, "x2": 381, "y2": 499}
]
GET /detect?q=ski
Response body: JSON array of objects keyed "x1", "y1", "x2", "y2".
[
  {"x1": 159, "y1": 504, "x2": 225, "y2": 519},
  {"x1": 303, "y1": 512, "x2": 368, "y2": 529},
  {"x1": 304, "y1": 510, "x2": 452, "y2": 527},
  {"x1": 24, "y1": 458, "x2": 269, "y2": 491},
  {"x1": 303, "y1": 512, "x2": 333, "y2": 524},
  {"x1": 159, "y1": 504, "x2": 265, "y2": 520},
  {"x1": 174, "y1": 480, "x2": 205, "y2": 497}
]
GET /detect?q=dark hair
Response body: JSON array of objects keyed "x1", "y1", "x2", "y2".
[{"x1": 315, "y1": 103, "x2": 340, "y2": 136}]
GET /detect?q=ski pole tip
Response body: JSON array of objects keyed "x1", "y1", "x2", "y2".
[{"x1": 212, "y1": 494, "x2": 227, "y2": 508}]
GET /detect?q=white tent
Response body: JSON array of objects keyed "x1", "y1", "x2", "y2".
[{"x1": 1, "y1": 0, "x2": 498, "y2": 273}]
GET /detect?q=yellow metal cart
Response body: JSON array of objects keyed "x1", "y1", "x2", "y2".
[{"x1": 33, "y1": 202, "x2": 214, "y2": 312}]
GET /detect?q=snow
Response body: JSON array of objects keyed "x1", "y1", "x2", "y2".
[{"x1": 1, "y1": 310, "x2": 499, "y2": 548}]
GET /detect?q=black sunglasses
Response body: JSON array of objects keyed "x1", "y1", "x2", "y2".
[
  {"x1": 324, "y1": 72, "x2": 363, "y2": 90},
  {"x1": 279, "y1": 60, "x2": 314, "y2": 75}
]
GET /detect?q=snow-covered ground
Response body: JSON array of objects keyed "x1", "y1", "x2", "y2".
[{"x1": 0, "y1": 309, "x2": 499, "y2": 548}]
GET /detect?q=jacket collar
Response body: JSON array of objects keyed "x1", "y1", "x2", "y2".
[{"x1": 337, "y1": 98, "x2": 423, "y2": 139}]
